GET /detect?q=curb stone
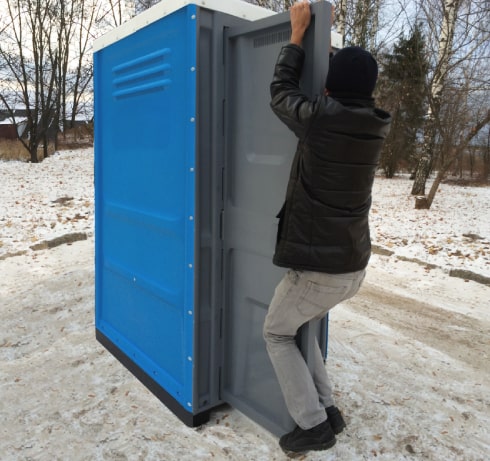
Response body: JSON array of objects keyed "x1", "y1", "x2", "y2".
[
  {"x1": 0, "y1": 250, "x2": 28, "y2": 261},
  {"x1": 1, "y1": 233, "x2": 88, "y2": 261},
  {"x1": 372, "y1": 245, "x2": 490, "y2": 287},
  {"x1": 1, "y1": 238, "x2": 488, "y2": 287},
  {"x1": 29, "y1": 232, "x2": 88, "y2": 251}
]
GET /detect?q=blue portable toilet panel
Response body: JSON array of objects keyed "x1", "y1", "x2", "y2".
[
  {"x1": 94, "y1": 0, "x2": 276, "y2": 427},
  {"x1": 95, "y1": 5, "x2": 198, "y2": 419}
]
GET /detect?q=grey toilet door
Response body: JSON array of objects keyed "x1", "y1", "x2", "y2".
[{"x1": 221, "y1": 2, "x2": 332, "y2": 437}]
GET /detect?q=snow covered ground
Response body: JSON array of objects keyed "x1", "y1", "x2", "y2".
[
  {"x1": 1, "y1": 148, "x2": 489, "y2": 460},
  {"x1": 370, "y1": 173, "x2": 490, "y2": 281},
  {"x1": 1, "y1": 148, "x2": 489, "y2": 278}
]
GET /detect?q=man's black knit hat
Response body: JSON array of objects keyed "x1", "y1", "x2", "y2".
[{"x1": 326, "y1": 46, "x2": 378, "y2": 97}]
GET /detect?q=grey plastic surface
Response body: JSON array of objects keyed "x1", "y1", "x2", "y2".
[
  {"x1": 222, "y1": 2, "x2": 332, "y2": 436},
  {"x1": 194, "y1": 8, "x2": 252, "y2": 415}
]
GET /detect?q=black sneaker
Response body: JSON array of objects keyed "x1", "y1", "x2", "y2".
[
  {"x1": 326, "y1": 406, "x2": 346, "y2": 434},
  {"x1": 279, "y1": 419, "x2": 336, "y2": 454}
]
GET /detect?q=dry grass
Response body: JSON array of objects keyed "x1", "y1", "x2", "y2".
[
  {"x1": 0, "y1": 135, "x2": 93, "y2": 162},
  {"x1": 0, "y1": 139, "x2": 30, "y2": 162},
  {"x1": 57, "y1": 125, "x2": 94, "y2": 150}
]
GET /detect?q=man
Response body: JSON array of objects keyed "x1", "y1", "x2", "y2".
[{"x1": 263, "y1": 0, "x2": 391, "y2": 455}]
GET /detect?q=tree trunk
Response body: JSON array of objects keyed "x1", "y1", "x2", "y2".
[
  {"x1": 411, "y1": 0, "x2": 461, "y2": 195},
  {"x1": 411, "y1": 155, "x2": 430, "y2": 196},
  {"x1": 414, "y1": 169, "x2": 444, "y2": 209},
  {"x1": 411, "y1": 111, "x2": 438, "y2": 195},
  {"x1": 483, "y1": 130, "x2": 490, "y2": 182},
  {"x1": 29, "y1": 134, "x2": 39, "y2": 163},
  {"x1": 370, "y1": 0, "x2": 381, "y2": 49},
  {"x1": 336, "y1": 0, "x2": 347, "y2": 43},
  {"x1": 353, "y1": 0, "x2": 369, "y2": 48},
  {"x1": 414, "y1": 109, "x2": 490, "y2": 209},
  {"x1": 426, "y1": 170, "x2": 444, "y2": 209}
]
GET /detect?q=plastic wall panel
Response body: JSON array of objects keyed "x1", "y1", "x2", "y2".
[
  {"x1": 222, "y1": 2, "x2": 331, "y2": 436},
  {"x1": 192, "y1": 8, "x2": 251, "y2": 413},
  {"x1": 94, "y1": 5, "x2": 197, "y2": 412}
]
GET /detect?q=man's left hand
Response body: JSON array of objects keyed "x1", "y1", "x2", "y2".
[{"x1": 290, "y1": 1, "x2": 311, "y2": 46}]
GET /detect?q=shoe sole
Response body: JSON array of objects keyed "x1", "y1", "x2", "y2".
[
  {"x1": 282, "y1": 450, "x2": 306, "y2": 459},
  {"x1": 281, "y1": 438, "x2": 336, "y2": 456}
]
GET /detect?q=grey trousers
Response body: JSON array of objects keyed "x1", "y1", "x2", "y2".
[{"x1": 263, "y1": 268, "x2": 366, "y2": 430}]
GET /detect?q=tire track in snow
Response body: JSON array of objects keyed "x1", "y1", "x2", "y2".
[{"x1": 347, "y1": 283, "x2": 490, "y2": 372}]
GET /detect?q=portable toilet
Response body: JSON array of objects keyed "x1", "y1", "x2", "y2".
[{"x1": 94, "y1": 0, "x2": 332, "y2": 436}]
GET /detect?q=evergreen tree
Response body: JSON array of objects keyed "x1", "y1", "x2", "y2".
[{"x1": 378, "y1": 24, "x2": 429, "y2": 178}]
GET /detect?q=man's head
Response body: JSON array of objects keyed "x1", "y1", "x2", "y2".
[{"x1": 325, "y1": 46, "x2": 378, "y2": 98}]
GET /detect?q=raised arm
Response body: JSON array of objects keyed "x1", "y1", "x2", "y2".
[{"x1": 289, "y1": 0, "x2": 311, "y2": 46}]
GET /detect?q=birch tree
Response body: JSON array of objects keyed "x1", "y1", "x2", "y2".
[
  {"x1": 329, "y1": 0, "x2": 383, "y2": 52},
  {"x1": 352, "y1": 0, "x2": 379, "y2": 49},
  {"x1": 411, "y1": 0, "x2": 462, "y2": 196},
  {"x1": 335, "y1": 0, "x2": 347, "y2": 43},
  {"x1": 410, "y1": 0, "x2": 490, "y2": 208},
  {"x1": 247, "y1": 0, "x2": 381, "y2": 51},
  {"x1": 416, "y1": 108, "x2": 490, "y2": 208}
]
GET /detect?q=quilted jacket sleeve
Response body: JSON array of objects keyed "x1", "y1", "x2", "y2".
[{"x1": 270, "y1": 44, "x2": 321, "y2": 139}]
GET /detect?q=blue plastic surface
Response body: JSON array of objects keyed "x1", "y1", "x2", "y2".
[{"x1": 94, "y1": 5, "x2": 197, "y2": 412}]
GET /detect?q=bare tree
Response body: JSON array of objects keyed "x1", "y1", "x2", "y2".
[
  {"x1": 105, "y1": 0, "x2": 126, "y2": 25},
  {"x1": 133, "y1": 0, "x2": 160, "y2": 15},
  {"x1": 55, "y1": 0, "x2": 97, "y2": 133},
  {"x1": 415, "y1": 106, "x2": 490, "y2": 208},
  {"x1": 483, "y1": 127, "x2": 490, "y2": 182},
  {"x1": 335, "y1": 0, "x2": 347, "y2": 43},
  {"x1": 246, "y1": 0, "x2": 294, "y2": 12},
  {"x1": 352, "y1": 0, "x2": 379, "y2": 49},
  {"x1": 411, "y1": 0, "x2": 462, "y2": 195},
  {"x1": 0, "y1": 0, "x2": 60, "y2": 162},
  {"x1": 329, "y1": 0, "x2": 384, "y2": 52},
  {"x1": 410, "y1": 0, "x2": 490, "y2": 205},
  {"x1": 0, "y1": 0, "x2": 131, "y2": 161}
]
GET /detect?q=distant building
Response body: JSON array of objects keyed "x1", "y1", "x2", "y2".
[{"x1": 0, "y1": 110, "x2": 28, "y2": 139}]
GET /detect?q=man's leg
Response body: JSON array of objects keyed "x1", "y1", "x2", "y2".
[
  {"x1": 311, "y1": 339, "x2": 347, "y2": 434},
  {"x1": 312, "y1": 339, "x2": 335, "y2": 409},
  {"x1": 263, "y1": 269, "x2": 366, "y2": 429},
  {"x1": 263, "y1": 270, "x2": 326, "y2": 428},
  {"x1": 264, "y1": 330, "x2": 327, "y2": 429}
]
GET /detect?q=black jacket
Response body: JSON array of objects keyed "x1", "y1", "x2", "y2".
[{"x1": 270, "y1": 44, "x2": 391, "y2": 274}]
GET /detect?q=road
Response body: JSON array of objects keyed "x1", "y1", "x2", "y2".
[{"x1": 1, "y1": 243, "x2": 489, "y2": 460}]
